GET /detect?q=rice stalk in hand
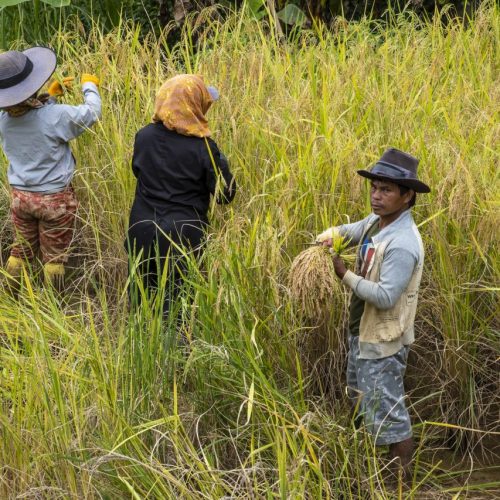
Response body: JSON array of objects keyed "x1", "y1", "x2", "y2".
[{"x1": 288, "y1": 234, "x2": 352, "y2": 321}]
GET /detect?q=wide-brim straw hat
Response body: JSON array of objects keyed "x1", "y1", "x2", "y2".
[
  {"x1": 357, "y1": 147, "x2": 431, "y2": 193},
  {"x1": 0, "y1": 47, "x2": 56, "y2": 108}
]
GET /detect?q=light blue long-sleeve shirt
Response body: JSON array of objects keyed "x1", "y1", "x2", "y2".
[
  {"x1": 339, "y1": 212, "x2": 420, "y2": 310},
  {"x1": 0, "y1": 82, "x2": 101, "y2": 193}
]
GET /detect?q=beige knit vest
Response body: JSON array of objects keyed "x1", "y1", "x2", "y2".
[{"x1": 359, "y1": 233, "x2": 424, "y2": 343}]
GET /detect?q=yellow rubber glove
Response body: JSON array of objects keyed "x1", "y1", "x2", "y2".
[
  {"x1": 81, "y1": 73, "x2": 100, "y2": 86},
  {"x1": 47, "y1": 76, "x2": 75, "y2": 96}
]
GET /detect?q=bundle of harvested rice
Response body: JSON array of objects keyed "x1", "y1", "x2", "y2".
[
  {"x1": 288, "y1": 245, "x2": 341, "y2": 320},
  {"x1": 289, "y1": 239, "x2": 354, "y2": 390}
]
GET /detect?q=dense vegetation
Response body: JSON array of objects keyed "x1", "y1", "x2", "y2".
[
  {"x1": 0, "y1": 1, "x2": 498, "y2": 498},
  {"x1": 163, "y1": 0, "x2": 484, "y2": 24},
  {"x1": 0, "y1": 0, "x2": 486, "y2": 47}
]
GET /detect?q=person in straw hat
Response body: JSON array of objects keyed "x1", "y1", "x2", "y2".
[
  {"x1": 316, "y1": 148, "x2": 431, "y2": 477},
  {"x1": 0, "y1": 46, "x2": 101, "y2": 293},
  {"x1": 125, "y1": 74, "x2": 236, "y2": 317}
]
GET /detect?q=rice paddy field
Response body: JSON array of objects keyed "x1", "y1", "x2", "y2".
[{"x1": 0, "y1": 4, "x2": 499, "y2": 498}]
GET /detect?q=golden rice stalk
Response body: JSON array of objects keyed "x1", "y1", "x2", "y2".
[{"x1": 288, "y1": 245, "x2": 342, "y2": 320}]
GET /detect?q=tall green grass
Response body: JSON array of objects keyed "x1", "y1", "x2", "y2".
[
  {"x1": 0, "y1": 0, "x2": 159, "y2": 48},
  {"x1": 0, "y1": 4, "x2": 498, "y2": 497}
]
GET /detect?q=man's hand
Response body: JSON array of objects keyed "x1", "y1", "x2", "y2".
[
  {"x1": 315, "y1": 227, "x2": 339, "y2": 247},
  {"x1": 332, "y1": 253, "x2": 347, "y2": 279}
]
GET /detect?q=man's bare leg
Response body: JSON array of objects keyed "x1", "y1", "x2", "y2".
[{"x1": 388, "y1": 436, "x2": 414, "y2": 478}]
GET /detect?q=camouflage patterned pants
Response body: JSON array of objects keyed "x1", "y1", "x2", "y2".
[
  {"x1": 10, "y1": 187, "x2": 78, "y2": 264},
  {"x1": 347, "y1": 335, "x2": 412, "y2": 445}
]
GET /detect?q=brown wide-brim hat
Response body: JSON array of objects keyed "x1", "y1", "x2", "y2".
[
  {"x1": 357, "y1": 147, "x2": 431, "y2": 193},
  {"x1": 0, "y1": 47, "x2": 56, "y2": 108}
]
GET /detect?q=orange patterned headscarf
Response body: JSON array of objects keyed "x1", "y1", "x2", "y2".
[{"x1": 153, "y1": 74, "x2": 214, "y2": 138}]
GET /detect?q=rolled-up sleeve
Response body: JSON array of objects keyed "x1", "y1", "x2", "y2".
[
  {"x1": 337, "y1": 216, "x2": 375, "y2": 247},
  {"x1": 51, "y1": 82, "x2": 101, "y2": 142},
  {"x1": 342, "y1": 248, "x2": 416, "y2": 309}
]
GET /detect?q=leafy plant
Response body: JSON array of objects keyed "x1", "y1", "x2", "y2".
[
  {"x1": 276, "y1": 2, "x2": 307, "y2": 26},
  {"x1": 0, "y1": 0, "x2": 69, "y2": 8},
  {"x1": 246, "y1": 0, "x2": 267, "y2": 20}
]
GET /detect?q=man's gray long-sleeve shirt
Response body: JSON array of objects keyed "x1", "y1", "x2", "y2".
[{"x1": 0, "y1": 82, "x2": 101, "y2": 193}]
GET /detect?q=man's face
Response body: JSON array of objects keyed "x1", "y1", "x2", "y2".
[{"x1": 370, "y1": 180, "x2": 413, "y2": 217}]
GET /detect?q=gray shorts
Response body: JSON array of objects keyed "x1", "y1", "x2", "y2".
[{"x1": 347, "y1": 335, "x2": 412, "y2": 445}]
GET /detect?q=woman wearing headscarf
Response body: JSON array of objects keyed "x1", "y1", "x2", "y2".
[{"x1": 126, "y1": 74, "x2": 236, "y2": 315}]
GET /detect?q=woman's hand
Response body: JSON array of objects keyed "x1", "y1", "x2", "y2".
[{"x1": 47, "y1": 76, "x2": 75, "y2": 96}]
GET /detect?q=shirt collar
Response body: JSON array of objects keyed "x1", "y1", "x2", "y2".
[{"x1": 371, "y1": 209, "x2": 413, "y2": 244}]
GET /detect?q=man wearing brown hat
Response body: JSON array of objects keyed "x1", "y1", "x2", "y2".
[{"x1": 316, "y1": 148, "x2": 430, "y2": 477}]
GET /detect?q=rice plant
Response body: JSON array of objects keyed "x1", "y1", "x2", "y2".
[{"x1": 0, "y1": 3, "x2": 498, "y2": 497}]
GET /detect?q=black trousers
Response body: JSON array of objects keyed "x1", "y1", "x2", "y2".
[{"x1": 126, "y1": 200, "x2": 206, "y2": 316}]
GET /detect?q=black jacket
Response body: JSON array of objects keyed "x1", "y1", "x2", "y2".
[{"x1": 131, "y1": 122, "x2": 236, "y2": 220}]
